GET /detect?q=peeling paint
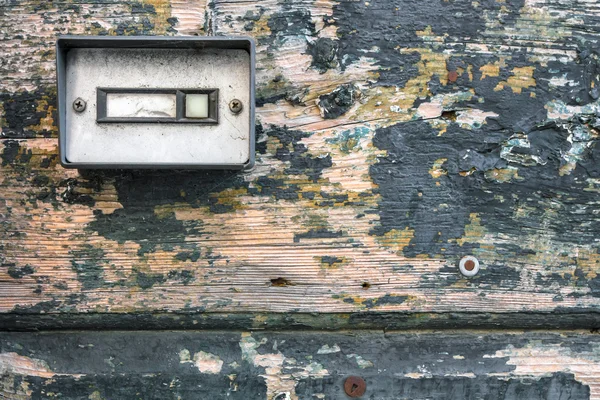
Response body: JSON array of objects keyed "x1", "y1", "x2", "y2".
[
  {"x1": 179, "y1": 349, "x2": 224, "y2": 374},
  {"x1": 317, "y1": 344, "x2": 340, "y2": 355},
  {"x1": 1, "y1": 0, "x2": 600, "y2": 327},
  {"x1": 346, "y1": 354, "x2": 374, "y2": 369}
]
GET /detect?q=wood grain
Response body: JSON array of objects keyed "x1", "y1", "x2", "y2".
[{"x1": 1, "y1": 0, "x2": 600, "y2": 328}]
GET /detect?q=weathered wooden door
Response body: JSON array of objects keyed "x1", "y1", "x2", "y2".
[{"x1": 1, "y1": 0, "x2": 600, "y2": 398}]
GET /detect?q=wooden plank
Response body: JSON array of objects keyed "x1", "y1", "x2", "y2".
[
  {"x1": 1, "y1": 330, "x2": 600, "y2": 399},
  {"x1": 1, "y1": 0, "x2": 600, "y2": 327}
]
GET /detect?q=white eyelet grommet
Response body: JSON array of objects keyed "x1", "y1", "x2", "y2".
[{"x1": 459, "y1": 256, "x2": 480, "y2": 277}]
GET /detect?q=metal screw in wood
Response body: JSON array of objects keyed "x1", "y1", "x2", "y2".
[
  {"x1": 344, "y1": 376, "x2": 366, "y2": 398},
  {"x1": 229, "y1": 99, "x2": 243, "y2": 114},
  {"x1": 73, "y1": 98, "x2": 86, "y2": 112}
]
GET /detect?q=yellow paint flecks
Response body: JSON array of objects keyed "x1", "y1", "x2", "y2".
[
  {"x1": 416, "y1": 26, "x2": 446, "y2": 43},
  {"x1": 559, "y1": 163, "x2": 576, "y2": 177},
  {"x1": 378, "y1": 228, "x2": 415, "y2": 253},
  {"x1": 494, "y1": 66, "x2": 536, "y2": 94},
  {"x1": 459, "y1": 168, "x2": 476, "y2": 177},
  {"x1": 143, "y1": 0, "x2": 173, "y2": 34},
  {"x1": 0, "y1": 102, "x2": 6, "y2": 132},
  {"x1": 429, "y1": 158, "x2": 448, "y2": 179},
  {"x1": 154, "y1": 207, "x2": 180, "y2": 220},
  {"x1": 401, "y1": 48, "x2": 450, "y2": 87},
  {"x1": 26, "y1": 97, "x2": 57, "y2": 136},
  {"x1": 480, "y1": 62, "x2": 500, "y2": 80},
  {"x1": 317, "y1": 256, "x2": 349, "y2": 269},
  {"x1": 484, "y1": 167, "x2": 521, "y2": 183},
  {"x1": 467, "y1": 65, "x2": 474, "y2": 81},
  {"x1": 576, "y1": 249, "x2": 600, "y2": 280},
  {"x1": 213, "y1": 187, "x2": 249, "y2": 211},
  {"x1": 252, "y1": 314, "x2": 269, "y2": 326},
  {"x1": 248, "y1": 15, "x2": 272, "y2": 37},
  {"x1": 89, "y1": 391, "x2": 105, "y2": 400},
  {"x1": 456, "y1": 213, "x2": 486, "y2": 247}
]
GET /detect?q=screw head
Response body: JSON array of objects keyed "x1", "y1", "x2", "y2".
[
  {"x1": 73, "y1": 98, "x2": 86, "y2": 113},
  {"x1": 344, "y1": 376, "x2": 366, "y2": 398},
  {"x1": 448, "y1": 70, "x2": 459, "y2": 83},
  {"x1": 229, "y1": 99, "x2": 243, "y2": 114},
  {"x1": 459, "y1": 255, "x2": 480, "y2": 277}
]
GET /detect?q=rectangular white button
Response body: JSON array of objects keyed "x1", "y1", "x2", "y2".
[
  {"x1": 106, "y1": 93, "x2": 176, "y2": 118},
  {"x1": 186, "y1": 94, "x2": 209, "y2": 118}
]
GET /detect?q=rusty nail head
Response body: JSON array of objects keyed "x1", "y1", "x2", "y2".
[
  {"x1": 344, "y1": 376, "x2": 366, "y2": 398},
  {"x1": 73, "y1": 98, "x2": 86, "y2": 112},
  {"x1": 459, "y1": 255, "x2": 480, "y2": 277},
  {"x1": 229, "y1": 99, "x2": 243, "y2": 114},
  {"x1": 448, "y1": 70, "x2": 459, "y2": 83}
]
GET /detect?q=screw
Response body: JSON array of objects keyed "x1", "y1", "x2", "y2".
[
  {"x1": 448, "y1": 70, "x2": 459, "y2": 83},
  {"x1": 459, "y1": 255, "x2": 480, "y2": 277},
  {"x1": 344, "y1": 376, "x2": 366, "y2": 398},
  {"x1": 73, "y1": 98, "x2": 86, "y2": 113},
  {"x1": 229, "y1": 99, "x2": 243, "y2": 114}
]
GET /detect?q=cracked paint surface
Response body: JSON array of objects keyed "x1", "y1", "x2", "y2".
[
  {"x1": 0, "y1": 331, "x2": 599, "y2": 399},
  {"x1": 0, "y1": 0, "x2": 599, "y2": 329}
]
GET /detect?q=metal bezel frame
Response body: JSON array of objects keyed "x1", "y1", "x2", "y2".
[{"x1": 56, "y1": 35, "x2": 256, "y2": 170}]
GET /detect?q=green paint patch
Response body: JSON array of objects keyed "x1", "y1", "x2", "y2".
[
  {"x1": 1, "y1": 140, "x2": 32, "y2": 166},
  {"x1": 89, "y1": 207, "x2": 188, "y2": 257},
  {"x1": 326, "y1": 126, "x2": 370, "y2": 154},
  {"x1": 339, "y1": 293, "x2": 410, "y2": 309},
  {"x1": 294, "y1": 228, "x2": 344, "y2": 243},
  {"x1": 174, "y1": 251, "x2": 201, "y2": 262},
  {"x1": 69, "y1": 245, "x2": 107, "y2": 290},
  {"x1": 319, "y1": 256, "x2": 348, "y2": 268},
  {"x1": 7, "y1": 264, "x2": 34, "y2": 279},
  {"x1": 168, "y1": 269, "x2": 195, "y2": 285},
  {"x1": 136, "y1": 271, "x2": 166, "y2": 290},
  {"x1": 0, "y1": 86, "x2": 57, "y2": 138},
  {"x1": 346, "y1": 353, "x2": 374, "y2": 369},
  {"x1": 363, "y1": 294, "x2": 410, "y2": 308}
]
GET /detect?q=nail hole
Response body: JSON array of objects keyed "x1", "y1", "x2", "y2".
[
  {"x1": 448, "y1": 70, "x2": 459, "y2": 83},
  {"x1": 351, "y1": 384, "x2": 358, "y2": 392},
  {"x1": 270, "y1": 277, "x2": 294, "y2": 287},
  {"x1": 361, "y1": 282, "x2": 371, "y2": 289},
  {"x1": 441, "y1": 110, "x2": 457, "y2": 121}
]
